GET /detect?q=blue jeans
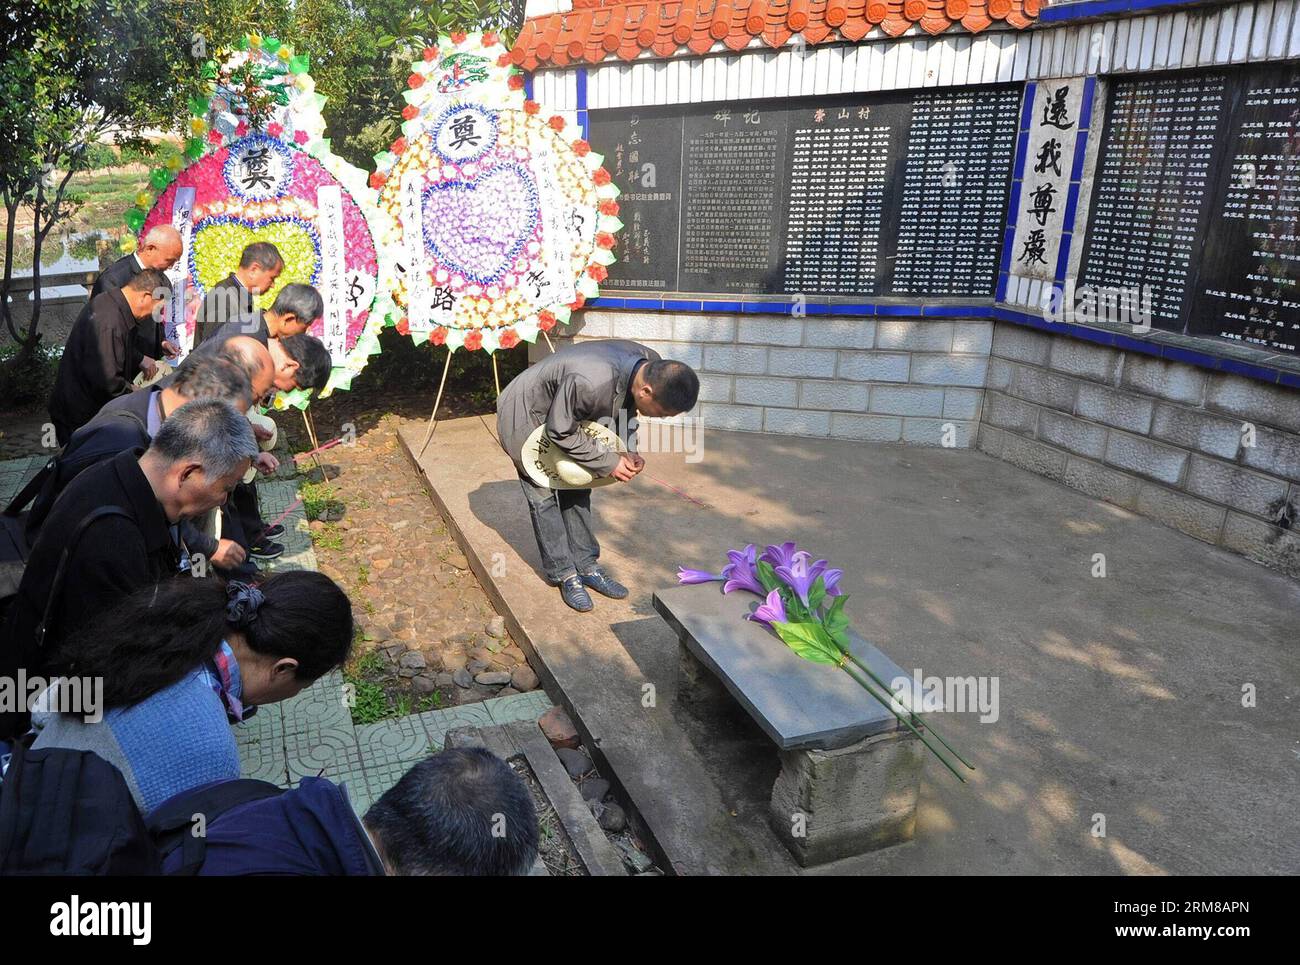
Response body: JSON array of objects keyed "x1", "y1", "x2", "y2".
[{"x1": 518, "y1": 474, "x2": 598, "y2": 584}]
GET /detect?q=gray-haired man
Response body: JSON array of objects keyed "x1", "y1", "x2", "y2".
[{"x1": 0, "y1": 399, "x2": 258, "y2": 739}]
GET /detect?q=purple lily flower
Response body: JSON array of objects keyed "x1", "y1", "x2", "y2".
[
  {"x1": 759, "y1": 541, "x2": 800, "y2": 570},
  {"x1": 744, "y1": 588, "x2": 788, "y2": 627},
  {"x1": 822, "y1": 567, "x2": 844, "y2": 597},
  {"x1": 677, "y1": 567, "x2": 726, "y2": 585},
  {"x1": 774, "y1": 551, "x2": 828, "y2": 606},
  {"x1": 721, "y1": 544, "x2": 764, "y2": 596}
]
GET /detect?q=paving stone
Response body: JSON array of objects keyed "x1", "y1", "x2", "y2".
[
  {"x1": 475, "y1": 670, "x2": 512, "y2": 686},
  {"x1": 453, "y1": 668, "x2": 473, "y2": 688}
]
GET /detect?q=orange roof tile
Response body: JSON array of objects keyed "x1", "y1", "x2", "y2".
[{"x1": 512, "y1": 0, "x2": 1041, "y2": 70}]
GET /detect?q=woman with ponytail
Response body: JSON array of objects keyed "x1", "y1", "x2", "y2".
[{"x1": 30, "y1": 570, "x2": 353, "y2": 815}]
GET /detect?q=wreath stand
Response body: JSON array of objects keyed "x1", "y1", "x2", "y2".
[{"x1": 415, "y1": 328, "x2": 557, "y2": 458}]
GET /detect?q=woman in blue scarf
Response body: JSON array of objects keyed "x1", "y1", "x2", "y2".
[{"x1": 30, "y1": 571, "x2": 353, "y2": 814}]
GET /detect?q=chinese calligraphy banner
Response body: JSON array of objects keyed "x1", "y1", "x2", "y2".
[
  {"x1": 589, "y1": 84, "x2": 1021, "y2": 299},
  {"x1": 1080, "y1": 63, "x2": 1300, "y2": 356},
  {"x1": 1011, "y1": 78, "x2": 1084, "y2": 283}
]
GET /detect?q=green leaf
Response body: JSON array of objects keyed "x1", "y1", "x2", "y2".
[
  {"x1": 756, "y1": 560, "x2": 780, "y2": 593},
  {"x1": 823, "y1": 595, "x2": 851, "y2": 649},
  {"x1": 807, "y1": 575, "x2": 826, "y2": 613},
  {"x1": 772, "y1": 622, "x2": 842, "y2": 666}
]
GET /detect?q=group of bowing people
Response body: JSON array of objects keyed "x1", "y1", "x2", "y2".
[{"x1": 0, "y1": 233, "x2": 539, "y2": 875}]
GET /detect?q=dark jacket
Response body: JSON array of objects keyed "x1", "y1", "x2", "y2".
[
  {"x1": 2, "y1": 448, "x2": 181, "y2": 733},
  {"x1": 496, "y1": 339, "x2": 659, "y2": 476},
  {"x1": 24, "y1": 393, "x2": 153, "y2": 541},
  {"x1": 156, "y1": 777, "x2": 384, "y2": 876},
  {"x1": 24, "y1": 390, "x2": 216, "y2": 559},
  {"x1": 48, "y1": 288, "x2": 144, "y2": 444},
  {"x1": 195, "y1": 274, "x2": 254, "y2": 349},
  {"x1": 91, "y1": 253, "x2": 141, "y2": 299},
  {"x1": 91, "y1": 254, "x2": 164, "y2": 360}
]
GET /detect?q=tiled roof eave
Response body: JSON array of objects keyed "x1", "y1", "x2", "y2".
[{"x1": 511, "y1": 0, "x2": 1039, "y2": 70}]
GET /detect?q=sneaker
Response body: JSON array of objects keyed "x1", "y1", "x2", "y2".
[
  {"x1": 558, "y1": 575, "x2": 593, "y2": 612},
  {"x1": 250, "y1": 540, "x2": 285, "y2": 561},
  {"x1": 579, "y1": 566, "x2": 628, "y2": 599},
  {"x1": 260, "y1": 522, "x2": 285, "y2": 540}
]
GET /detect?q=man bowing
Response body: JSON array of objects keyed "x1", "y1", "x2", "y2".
[{"x1": 48, "y1": 269, "x2": 170, "y2": 445}]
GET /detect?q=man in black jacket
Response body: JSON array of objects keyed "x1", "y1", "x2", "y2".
[
  {"x1": 91, "y1": 225, "x2": 183, "y2": 364},
  {"x1": 0, "y1": 399, "x2": 258, "y2": 739},
  {"x1": 194, "y1": 242, "x2": 283, "y2": 347},
  {"x1": 47, "y1": 269, "x2": 170, "y2": 445},
  {"x1": 23, "y1": 356, "x2": 254, "y2": 563}
]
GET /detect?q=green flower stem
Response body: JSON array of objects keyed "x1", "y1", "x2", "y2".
[
  {"x1": 839, "y1": 662, "x2": 967, "y2": 784},
  {"x1": 842, "y1": 651, "x2": 976, "y2": 772}
]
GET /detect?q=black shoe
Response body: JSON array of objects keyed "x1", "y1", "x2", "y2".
[
  {"x1": 558, "y1": 575, "x2": 593, "y2": 612},
  {"x1": 579, "y1": 566, "x2": 627, "y2": 599},
  {"x1": 261, "y1": 523, "x2": 285, "y2": 540},
  {"x1": 250, "y1": 540, "x2": 285, "y2": 561}
]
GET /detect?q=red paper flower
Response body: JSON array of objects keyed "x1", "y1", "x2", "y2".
[
  {"x1": 463, "y1": 330, "x2": 483, "y2": 351},
  {"x1": 497, "y1": 52, "x2": 511, "y2": 68},
  {"x1": 599, "y1": 200, "x2": 620, "y2": 216},
  {"x1": 537, "y1": 310, "x2": 557, "y2": 332},
  {"x1": 391, "y1": 136, "x2": 408, "y2": 155},
  {"x1": 431, "y1": 326, "x2": 448, "y2": 346},
  {"x1": 266, "y1": 122, "x2": 283, "y2": 138},
  {"x1": 207, "y1": 130, "x2": 224, "y2": 145},
  {"x1": 369, "y1": 171, "x2": 387, "y2": 189},
  {"x1": 596, "y1": 231, "x2": 615, "y2": 249},
  {"x1": 592, "y1": 168, "x2": 611, "y2": 186},
  {"x1": 235, "y1": 121, "x2": 248, "y2": 137},
  {"x1": 548, "y1": 115, "x2": 564, "y2": 131},
  {"x1": 498, "y1": 329, "x2": 520, "y2": 349},
  {"x1": 508, "y1": 74, "x2": 524, "y2": 90},
  {"x1": 572, "y1": 139, "x2": 591, "y2": 156},
  {"x1": 451, "y1": 31, "x2": 467, "y2": 44},
  {"x1": 586, "y1": 264, "x2": 608, "y2": 282},
  {"x1": 523, "y1": 100, "x2": 540, "y2": 115},
  {"x1": 396, "y1": 317, "x2": 410, "y2": 335},
  {"x1": 408, "y1": 72, "x2": 424, "y2": 89},
  {"x1": 483, "y1": 31, "x2": 499, "y2": 46},
  {"x1": 569, "y1": 295, "x2": 586, "y2": 310},
  {"x1": 402, "y1": 104, "x2": 419, "y2": 120},
  {"x1": 294, "y1": 129, "x2": 310, "y2": 145},
  {"x1": 422, "y1": 46, "x2": 437, "y2": 62}
]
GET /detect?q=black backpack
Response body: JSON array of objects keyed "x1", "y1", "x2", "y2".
[{"x1": 0, "y1": 738, "x2": 283, "y2": 876}]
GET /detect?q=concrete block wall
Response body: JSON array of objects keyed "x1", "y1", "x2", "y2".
[
  {"x1": 561, "y1": 310, "x2": 992, "y2": 448},
  {"x1": 978, "y1": 322, "x2": 1300, "y2": 578}
]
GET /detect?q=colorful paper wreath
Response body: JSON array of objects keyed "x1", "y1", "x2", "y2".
[
  {"x1": 125, "y1": 34, "x2": 399, "y2": 404},
  {"x1": 371, "y1": 31, "x2": 622, "y2": 353}
]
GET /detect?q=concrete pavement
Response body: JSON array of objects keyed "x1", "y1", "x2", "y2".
[{"x1": 401, "y1": 416, "x2": 1300, "y2": 875}]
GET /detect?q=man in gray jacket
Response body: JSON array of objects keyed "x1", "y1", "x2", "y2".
[{"x1": 496, "y1": 339, "x2": 699, "y2": 611}]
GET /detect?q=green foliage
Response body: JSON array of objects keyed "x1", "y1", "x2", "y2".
[
  {"x1": 309, "y1": 524, "x2": 344, "y2": 551},
  {"x1": 771, "y1": 622, "x2": 843, "y2": 667},
  {"x1": 81, "y1": 143, "x2": 119, "y2": 170},
  {"x1": 0, "y1": 341, "x2": 62, "y2": 408},
  {"x1": 347, "y1": 678, "x2": 390, "y2": 725},
  {"x1": 1, "y1": 0, "x2": 213, "y2": 355}
]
